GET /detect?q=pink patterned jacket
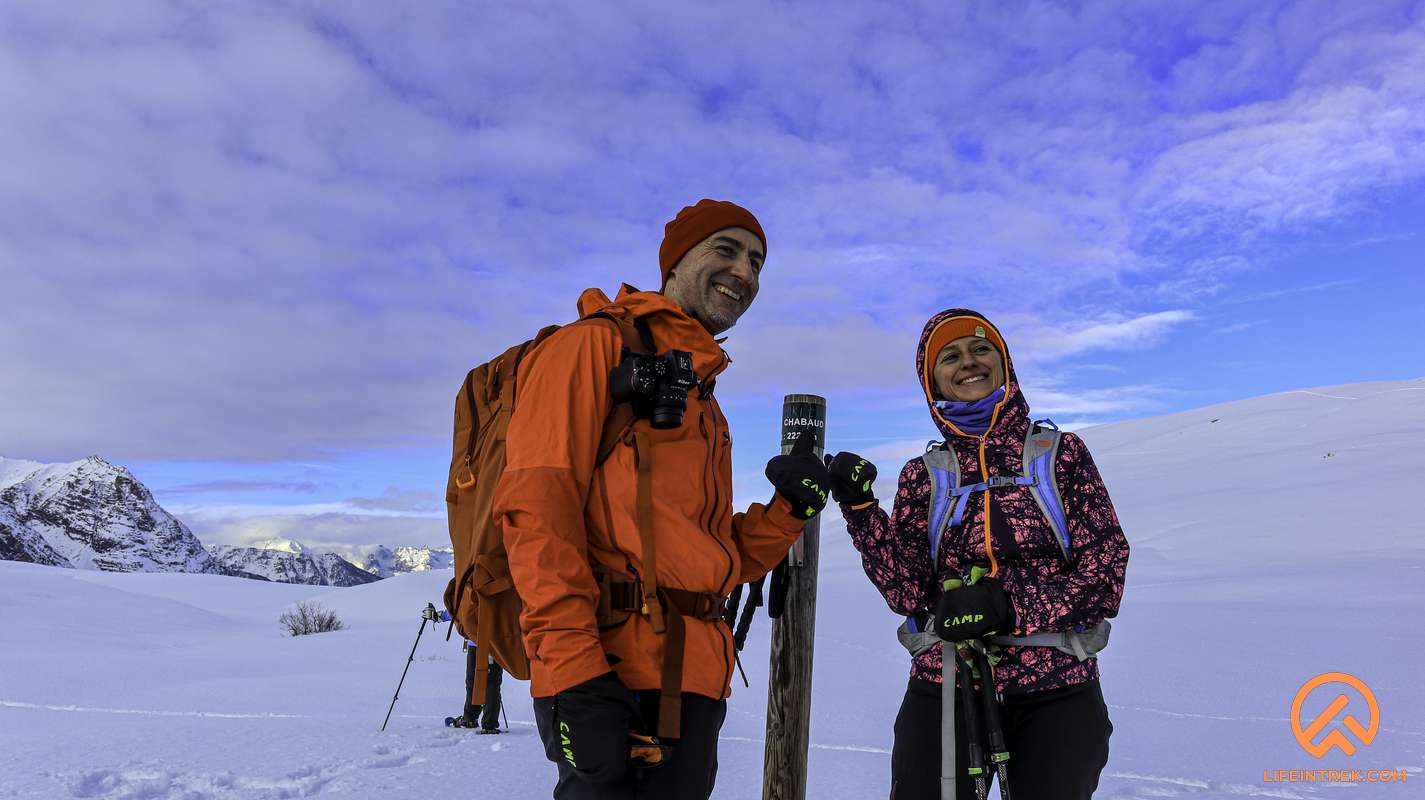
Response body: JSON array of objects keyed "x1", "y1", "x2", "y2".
[{"x1": 843, "y1": 308, "x2": 1129, "y2": 696}]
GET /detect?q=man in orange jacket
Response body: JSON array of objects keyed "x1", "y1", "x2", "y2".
[{"x1": 493, "y1": 199, "x2": 831, "y2": 798}]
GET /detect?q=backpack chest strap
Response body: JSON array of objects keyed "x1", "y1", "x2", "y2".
[
  {"x1": 947, "y1": 475, "x2": 1037, "y2": 529},
  {"x1": 925, "y1": 420, "x2": 1072, "y2": 564}
]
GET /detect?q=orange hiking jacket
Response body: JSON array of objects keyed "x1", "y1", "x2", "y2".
[{"x1": 492, "y1": 285, "x2": 806, "y2": 700}]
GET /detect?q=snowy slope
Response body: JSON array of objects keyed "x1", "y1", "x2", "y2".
[
  {"x1": 2, "y1": 379, "x2": 1422, "y2": 800},
  {"x1": 0, "y1": 456, "x2": 51, "y2": 488},
  {"x1": 0, "y1": 455, "x2": 219, "y2": 574}
]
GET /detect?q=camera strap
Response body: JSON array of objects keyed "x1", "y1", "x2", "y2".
[{"x1": 634, "y1": 316, "x2": 656, "y2": 352}]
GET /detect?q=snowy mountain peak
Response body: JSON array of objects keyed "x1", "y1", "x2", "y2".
[
  {"x1": 0, "y1": 454, "x2": 219, "y2": 574},
  {"x1": 252, "y1": 538, "x2": 308, "y2": 554}
]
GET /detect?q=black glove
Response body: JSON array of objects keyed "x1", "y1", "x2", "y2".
[
  {"x1": 826, "y1": 451, "x2": 877, "y2": 505},
  {"x1": 933, "y1": 568, "x2": 1014, "y2": 642},
  {"x1": 764, "y1": 433, "x2": 831, "y2": 520},
  {"x1": 553, "y1": 672, "x2": 642, "y2": 784},
  {"x1": 421, "y1": 603, "x2": 440, "y2": 622}
]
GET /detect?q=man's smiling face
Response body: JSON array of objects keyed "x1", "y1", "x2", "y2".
[{"x1": 662, "y1": 226, "x2": 764, "y2": 336}]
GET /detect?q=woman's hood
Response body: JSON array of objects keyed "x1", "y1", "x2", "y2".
[{"x1": 915, "y1": 308, "x2": 1024, "y2": 440}]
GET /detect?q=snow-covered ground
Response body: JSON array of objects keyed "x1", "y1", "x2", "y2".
[{"x1": 3, "y1": 379, "x2": 1423, "y2": 799}]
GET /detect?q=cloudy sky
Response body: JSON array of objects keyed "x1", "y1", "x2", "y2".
[{"x1": 3, "y1": 0, "x2": 1422, "y2": 550}]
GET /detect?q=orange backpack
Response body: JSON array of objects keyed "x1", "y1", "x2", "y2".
[{"x1": 442, "y1": 312, "x2": 642, "y2": 704}]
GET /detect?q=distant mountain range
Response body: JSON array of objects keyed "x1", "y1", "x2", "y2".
[
  {"x1": 209, "y1": 538, "x2": 454, "y2": 585},
  {"x1": 355, "y1": 543, "x2": 455, "y2": 578},
  {"x1": 0, "y1": 456, "x2": 453, "y2": 587},
  {"x1": 209, "y1": 543, "x2": 382, "y2": 587}
]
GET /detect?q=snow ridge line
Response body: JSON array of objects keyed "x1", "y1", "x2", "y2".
[
  {"x1": 0, "y1": 700, "x2": 310, "y2": 719},
  {"x1": 721, "y1": 734, "x2": 891, "y2": 755},
  {"x1": 1108, "y1": 704, "x2": 1425, "y2": 737},
  {"x1": 1282, "y1": 390, "x2": 1359, "y2": 400},
  {"x1": 400, "y1": 718, "x2": 893, "y2": 754}
]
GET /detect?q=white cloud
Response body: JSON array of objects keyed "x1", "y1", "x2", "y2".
[
  {"x1": 184, "y1": 510, "x2": 446, "y2": 551},
  {"x1": 1006, "y1": 312, "x2": 1199, "y2": 363},
  {"x1": 1019, "y1": 383, "x2": 1176, "y2": 418},
  {"x1": 1213, "y1": 319, "x2": 1269, "y2": 335}
]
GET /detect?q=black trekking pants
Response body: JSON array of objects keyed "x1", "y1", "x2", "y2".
[
  {"x1": 533, "y1": 690, "x2": 727, "y2": 799},
  {"x1": 890, "y1": 677, "x2": 1112, "y2": 800},
  {"x1": 463, "y1": 646, "x2": 503, "y2": 729}
]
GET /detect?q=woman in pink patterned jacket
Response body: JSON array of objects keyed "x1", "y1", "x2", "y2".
[{"x1": 826, "y1": 308, "x2": 1129, "y2": 800}]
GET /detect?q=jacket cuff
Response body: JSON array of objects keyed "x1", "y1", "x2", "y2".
[
  {"x1": 767, "y1": 493, "x2": 810, "y2": 532},
  {"x1": 841, "y1": 498, "x2": 879, "y2": 516},
  {"x1": 535, "y1": 644, "x2": 617, "y2": 697}
]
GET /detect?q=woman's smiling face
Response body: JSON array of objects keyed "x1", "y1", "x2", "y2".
[{"x1": 933, "y1": 335, "x2": 1005, "y2": 403}]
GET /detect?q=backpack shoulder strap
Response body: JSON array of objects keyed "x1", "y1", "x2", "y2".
[
  {"x1": 581, "y1": 310, "x2": 650, "y2": 466},
  {"x1": 920, "y1": 442, "x2": 961, "y2": 570},
  {"x1": 1022, "y1": 419, "x2": 1072, "y2": 561},
  {"x1": 580, "y1": 309, "x2": 677, "y2": 733}
]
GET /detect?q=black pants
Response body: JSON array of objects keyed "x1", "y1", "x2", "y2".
[
  {"x1": 463, "y1": 646, "x2": 504, "y2": 729},
  {"x1": 890, "y1": 678, "x2": 1111, "y2": 800},
  {"x1": 533, "y1": 691, "x2": 727, "y2": 799}
]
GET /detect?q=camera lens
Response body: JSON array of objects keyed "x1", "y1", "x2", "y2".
[{"x1": 650, "y1": 389, "x2": 687, "y2": 429}]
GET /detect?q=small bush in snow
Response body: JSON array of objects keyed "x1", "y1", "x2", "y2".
[{"x1": 280, "y1": 601, "x2": 344, "y2": 636}]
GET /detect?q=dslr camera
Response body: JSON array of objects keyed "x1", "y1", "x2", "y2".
[{"x1": 609, "y1": 348, "x2": 698, "y2": 429}]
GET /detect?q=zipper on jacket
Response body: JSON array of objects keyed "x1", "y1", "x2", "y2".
[
  {"x1": 707, "y1": 405, "x2": 734, "y2": 590},
  {"x1": 698, "y1": 410, "x2": 734, "y2": 586},
  {"x1": 978, "y1": 437, "x2": 998, "y2": 577},
  {"x1": 702, "y1": 404, "x2": 736, "y2": 697}
]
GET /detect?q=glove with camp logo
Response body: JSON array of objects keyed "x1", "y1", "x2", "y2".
[
  {"x1": 764, "y1": 434, "x2": 831, "y2": 520},
  {"x1": 553, "y1": 672, "x2": 642, "y2": 784},
  {"x1": 933, "y1": 566, "x2": 1015, "y2": 642},
  {"x1": 826, "y1": 451, "x2": 877, "y2": 506}
]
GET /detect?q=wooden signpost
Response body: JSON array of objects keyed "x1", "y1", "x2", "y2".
[{"x1": 762, "y1": 394, "x2": 825, "y2": 800}]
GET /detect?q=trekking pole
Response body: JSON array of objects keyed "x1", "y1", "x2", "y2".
[
  {"x1": 501, "y1": 705, "x2": 509, "y2": 732},
  {"x1": 380, "y1": 608, "x2": 432, "y2": 732},
  {"x1": 955, "y1": 645, "x2": 990, "y2": 800},
  {"x1": 971, "y1": 643, "x2": 1012, "y2": 800},
  {"x1": 763, "y1": 395, "x2": 826, "y2": 800},
  {"x1": 734, "y1": 576, "x2": 766, "y2": 650},
  {"x1": 724, "y1": 583, "x2": 744, "y2": 629}
]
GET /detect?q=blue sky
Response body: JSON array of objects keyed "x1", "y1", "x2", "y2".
[{"x1": 2, "y1": 0, "x2": 1422, "y2": 550}]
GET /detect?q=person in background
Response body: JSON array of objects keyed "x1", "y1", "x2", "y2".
[{"x1": 424, "y1": 604, "x2": 503, "y2": 733}]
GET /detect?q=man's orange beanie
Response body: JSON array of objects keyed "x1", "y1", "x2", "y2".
[{"x1": 658, "y1": 199, "x2": 767, "y2": 286}]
